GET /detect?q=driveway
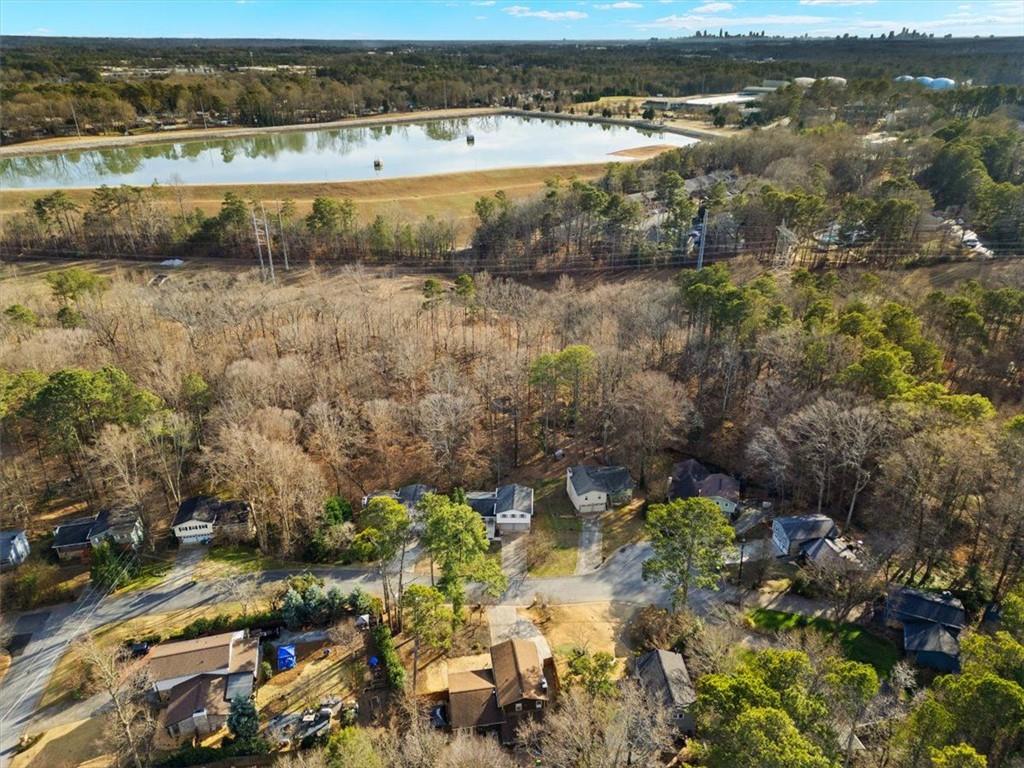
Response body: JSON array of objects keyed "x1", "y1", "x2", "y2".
[
  {"x1": 501, "y1": 534, "x2": 528, "y2": 589},
  {"x1": 574, "y1": 515, "x2": 603, "y2": 575},
  {"x1": 486, "y1": 605, "x2": 552, "y2": 659}
]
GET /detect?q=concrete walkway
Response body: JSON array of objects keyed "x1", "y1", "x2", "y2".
[
  {"x1": 574, "y1": 515, "x2": 603, "y2": 575},
  {"x1": 486, "y1": 605, "x2": 552, "y2": 659}
]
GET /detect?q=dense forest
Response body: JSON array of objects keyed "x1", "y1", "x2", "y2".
[
  {"x1": 1, "y1": 257, "x2": 1023, "y2": 766},
  {"x1": 2, "y1": 35, "x2": 1022, "y2": 140}
]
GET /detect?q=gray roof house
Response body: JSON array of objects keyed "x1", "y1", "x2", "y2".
[
  {"x1": 667, "y1": 460, "x2": 740, "y2": 503},
  {"x1": 0, "y1": 530, "x2": 30, "y2": 570},
  {"x1": 467, "y1": 484, "x2": 534, "y2": 539},
  {"x1": 89, "y1": 505, "x2": 144, "y2": 549},
  {"x1": 633, "y1": 650, "x2": 696, "y2": 734},
  {"x1": 566, "y1": 465, "x2": 634, "y2": 514},
  {"x1": 771, "y1": 514, "x2": 839, "y2": 557},
  {"x1": 885, "y1": 587, "x2": 967, "y2": 672},
  {"x1": 362, "y1": 484, "x2": 436, "y2": 513}
]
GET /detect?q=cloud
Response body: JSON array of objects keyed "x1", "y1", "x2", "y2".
[
  {"x1": 595, "y1": 1, "x2": 643, "y2": 8},
  {"x1": 470, "y1": 0, "x2": 496, "y2": 5},
  {"x1": 475, "y1": 14, "x2": 487, "y2": 19},
  {"x1": 691, "y1": 2, "x2": 733, "y2": 11},
  {"x1": 503, "y1": 5, "x2": 588, "y2": 20},
  {"x1": 34, "y1": 26, "x2": 53, "y2": 33},
  {"x1": 799, "y1": 0, "x2": 877, "y2": 5}
]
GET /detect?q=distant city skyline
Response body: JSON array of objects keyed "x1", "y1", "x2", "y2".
[{"x1": 2, "y1": 0, "x2": 1022, "y2": 41}]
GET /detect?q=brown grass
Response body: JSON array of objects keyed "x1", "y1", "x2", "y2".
[
  {"x1": 10, "y1": 717, "x2": 109, "y2": 768},
  {"x1": 524, "y1": 601, "x2": 641, "y2": 679},
  {"x1": 601, "y1": 498, "x2": 647, "y2": 558},
  {"x1": 0, "y1": 163, "x2": 608, "y2": 226}
]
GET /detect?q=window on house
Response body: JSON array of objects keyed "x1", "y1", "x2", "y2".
[
  {"x1": 535, "y1": 701, "x2": 542, "y2": 709},
  {"x1": 515, "y1": 703, "x2": 522, "y2": 712}
]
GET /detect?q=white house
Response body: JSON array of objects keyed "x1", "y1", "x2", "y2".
[
  {"x1": 566, "y1": 466, "x2": 634, "y2": 514},
  {"x1": 0, "y1": 530, "x2": 30, "y2": 570},
  {"x1": 467, "y1": 484, "x2": 534, "y2": 539},
  {"x1": 172, "y1": 496, "x2": 254, "y2": 545}
]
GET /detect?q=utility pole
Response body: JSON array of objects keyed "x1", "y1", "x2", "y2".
[
  {"x1": 696, "y1": 207, "x2": 709, "y2": 271},
  {"x1": 277, "y1": 207, "x2": 290, "y2": 271},
  {"x1": 251, "y1": 209, "x2": 266, "y2": 279},
  {"x1": 260, "y1": 202, "x2": 275, "y2": 282},
  {"x1": 69, "y1": 100, "x2": 82, "y2": 137}
]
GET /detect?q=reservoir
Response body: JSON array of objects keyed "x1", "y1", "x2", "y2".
[{"x1": 0, "y1": 115, "x2": 698, "y2": 189}]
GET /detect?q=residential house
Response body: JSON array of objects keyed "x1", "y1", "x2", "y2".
[
  {"x1": 172, "y1": 496, "x2": 255, "y2": 546},
  {"x1": 160, "y1": 674, "x2": 233, "y2": 740},
  {"x1": 885, "y1": 587, "x2": 967, "y2": 672},
  {"x1": 566, "y1": 465, "x2": 634, "y2": 514},
  {"x1": 667, "y1": 459, "x2": 740, "y2": 519},
  {"x1": 52, "y1": 517, "x2": 101, "y2": 562},
  {"x1": 466, "y1": 484, "x2": 534, "y2": 539},
  {"x1": 447, "y1": 668, "x2": 505, "y2": 735},
  {"x1": 146, "y1": 630, "x2": 260, "y2": 696},
  {"x1": 491, "y1": 638, "x2": 549, "y2": 742},
  {"x1": 362, "y1": 484, "x2": 436, "y2": 513},
  {"x1": 632, "y1": 649, "x2": 697, "y2": 734},
  {"x1": 88, "y1": 505, "x2": 144, "y2": 550},
  {"x1": 445, "y1": 639, "x2": 550, "y2": 744},
  {"x1": 0, "y1": 530, "x2": 30, "y2": 570},
  {"x1": 801, "y1": 536, "x2": 862, "y2": 570},
  {"x1": 771, "y1": 514, "x2": 839, "y2": 558}
]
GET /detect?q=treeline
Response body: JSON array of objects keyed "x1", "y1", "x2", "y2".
[
  {"x1": 2, "y1": 262, "x2": 1021, "y2": 592},
  {"x1": 2, "y1": 36, "x2": 1022, "y2": 141}
]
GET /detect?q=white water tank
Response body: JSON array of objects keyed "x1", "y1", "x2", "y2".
[
  {"x1": 915, "y1": 76, "x2": 935, "y2": 86},
  {"x1": 894, "y1": 75, "x2": 915, "y2": 83},
  {"x1": 930, "y1": 77, "x2": 956, "y2": 90},
  {"x1": 821, "y1": 76, "x2": 847, "y2": 87},
  {"x1": 794, "y1": 77, "x2": 816, "y2": 88}
]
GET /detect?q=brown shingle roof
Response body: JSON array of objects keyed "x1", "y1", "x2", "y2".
[
  {"x1": 163, "y1": 675, "x2": 231, "y2": 726},
  {"x1": 448, "y1": 669, "x2": 504, "y2": 730},
  {"x1": 147, "y1": 631, "x2": 256, "y2": 684},
  {"x1": 490, "y1": 639, "x2": 547, "y2": 708}
]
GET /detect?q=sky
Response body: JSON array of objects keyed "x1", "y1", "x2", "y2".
[{"x1": 2, "y1": 0, "x2": 1023, "y2": 40}]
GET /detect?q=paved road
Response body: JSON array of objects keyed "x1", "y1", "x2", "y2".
[{"x1": 0, "y1": 536, "x2": 818, "y2": 764}]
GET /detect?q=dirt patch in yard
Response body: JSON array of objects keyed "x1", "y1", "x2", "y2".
[
  {"x1": 524, "y1": 601, "x2": 641, "y2": 676},
  {"x1": 601, "y1": 498, "x2": 647, "y2": 559}
]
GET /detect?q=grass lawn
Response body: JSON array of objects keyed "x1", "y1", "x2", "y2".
[
  {"x1": 10, "y1": 716, "x2": 108, "y2": 768},
  {"x1": 191, "y1": 544, "x2": 302, "y2": 580},
  {"x1": 528, "y1": 478, "x2": 582, "y2": 578},
  {"x1": 257, "y1": 641, "x2": 365, "y2": 720},
  {"x1": 749, "y1": 608, "x2": 900, "y2": 676},
  {"x1": 601, "y1": 498, "x2": 647, "y2": 558},
  {"x1": 113, "y1": 558, "x2": 173, "y2": 594}
]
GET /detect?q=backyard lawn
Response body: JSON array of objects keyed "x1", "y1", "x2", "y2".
[
  {"x1": 749, "y1": 608, "x2": 900, "y2": 675},
  {"x1": 527, "y1": 478, "x2": 581, "y2": 577},
  {"x1": 113, "y1": 558, "x2": 173, "y2": 594}
]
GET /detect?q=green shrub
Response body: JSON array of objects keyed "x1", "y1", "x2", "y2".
[{"x1": 372, "y1": 624, "x2": 406, "y2": 690}]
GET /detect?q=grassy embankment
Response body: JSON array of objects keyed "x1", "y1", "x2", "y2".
[{"x1": 0, "y1": 163, "x2": 609, "y2": 238}]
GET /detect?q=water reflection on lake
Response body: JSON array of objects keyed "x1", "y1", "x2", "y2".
[{"x1": 0, "y1": 115, "x2": 698, "y2": 189}]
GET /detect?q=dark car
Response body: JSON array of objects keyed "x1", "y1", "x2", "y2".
[{"x1": 128, "y1": 642, "x2": 150, "y2": 657}]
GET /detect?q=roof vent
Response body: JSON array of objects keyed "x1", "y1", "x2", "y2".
[{"x1": 541, "y1": 677, "x2": 549, "y2": 691}]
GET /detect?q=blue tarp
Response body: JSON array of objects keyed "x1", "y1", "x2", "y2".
[{"x1": 277, "y1": 644, "x2": 296, "y2": 671}]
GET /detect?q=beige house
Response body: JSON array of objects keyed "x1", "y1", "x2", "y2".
[{"x1": 146, "y1": 630, "x2": 260, "y2": 696}]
